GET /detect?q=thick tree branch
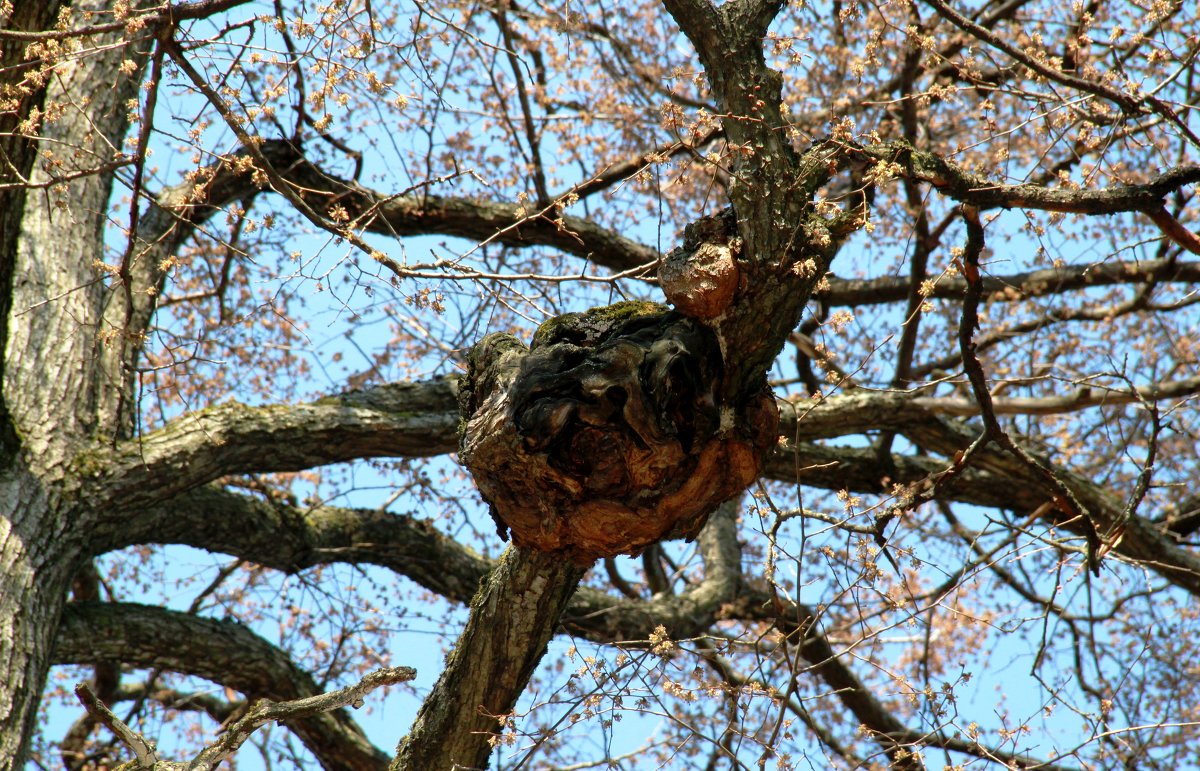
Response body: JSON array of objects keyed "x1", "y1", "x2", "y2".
[
  {"x1": 87, "y1": 378, "x2": 459, "y2": 513},
  {"x1": 73, "y1": 684, "x2": 161, "y2": 771},
  {"x1": 782, "y1": 390, "x2": 1200, "y2": 595},
  {"x1": 392, "y1": 546, "x2": 586, "y2": 770},
  {"x1": 55, "y1": 603, "x2": 391, "y2": 771},
  {"x1": 856, "y1": 141, "x2": 1200, "y2": 214},
  {"x1": 764, "y1": 440, "x2": 1020, "y2": 510},
  {"x1": 74, "y1": 483, "x2": 1183, "y2": 769},
  {"x1": 818, "y1": 257, "x2": 1200, "y2": 306},
  {"x1": 87, "y1": 373, "x2": 1200, "y2": 595},
  {"x1": 1147, "y1": 207, "x2": 1200, "y2": 254},
  {"x1": 556, "y1": 127, "x2": 723, "y2": 203},
  {"x1": 896, "y1": 405, "x2": 1200, "y2": 594},
  {"x1": 108, "y1": 485, "x2": 746, "y2": 647},
  {"x1": 94, "y1": 484, "x2": 766, "y2": 660},
  {"x1": 910, "y1": 376, "x2": 1200, "y2": 417},
  {"x1": 97, "y1": 484, "x2": 491, "y2": 603},
  {"x1": 179, "y1": 138, "x2": 661, "y2": 275}
]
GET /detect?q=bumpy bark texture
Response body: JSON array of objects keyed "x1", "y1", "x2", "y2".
[{"x1": 459, "y1": 300, "x2": 777, "y2": 561}]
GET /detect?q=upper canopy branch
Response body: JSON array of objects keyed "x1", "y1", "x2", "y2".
[
  {"x1": 920, "y1": 0, "x2": 1200, "y2": 150},
  {"x1": 0, "y1": 0, "x2": 254, "y2": 42},
  {"x1": 856, "y1": 141, "x2": 1200, "y2": 215},
  {"x1": 173, "y1": 137, "x2": 661, "y2": 276},
  {"x1": 819, "y1": 256, "x2": 1200, "y2": 306}
]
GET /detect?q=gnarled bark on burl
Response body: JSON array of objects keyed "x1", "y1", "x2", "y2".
[{"x1": 459, "y1": 296, "x2": 778, "y2": 562}]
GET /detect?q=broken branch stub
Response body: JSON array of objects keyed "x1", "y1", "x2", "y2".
[{"x1": 460, "y1": 301, "x2": 777, "y2": 562}]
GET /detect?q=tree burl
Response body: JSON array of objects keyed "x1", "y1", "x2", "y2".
[{"x1": 459, "y1": 300, "x2": 777, "y2": 561}]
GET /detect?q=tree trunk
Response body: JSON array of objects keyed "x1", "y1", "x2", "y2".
[
  {"x1": 0, "y1": 476, "x2": 81, "y2": 770},
  {"x1": 392, "y1": 546, "x2": 586, "y2": 770},
  {"x1": 0, "y1": 2, "x2": 71, "y2": 766},
  {"x1": 0, "y1": 2, "x2": 146, "y2": 764}
]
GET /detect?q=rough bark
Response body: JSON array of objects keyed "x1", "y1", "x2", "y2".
[
  {"x1": 88, "y1": 378, "x2": 460, "y2": 515},
  {"x1": 108, "y1": 484, "x2": 493, "y2": 603},
  {"x1": 434, "y1": 34, "x2": 859, "y2": 758},
  {"x1": 0, "y1": 2, "x2": 260, "y2": 764},
  {"x1": 391, "y1": 545, "x2": 586, "y2": 770},
  {"x1": 81, "y1": 381, "x2": 1200, "y2": 602},
  {"x1": 0, "y1": 4, "x2": 145, "y2": 764},
  {"x1": 0, "y1": 0, "x2": 65, "y2": 454},
  {"x1": 0, "y1": 476, "x2": 78, "y2": 771},
  {"x1": 3, "y1": 0, "x2": 1199, "y2": 767},
  {"x1": 819, "y1": 256, "x2": 1200, "y2": 307}
]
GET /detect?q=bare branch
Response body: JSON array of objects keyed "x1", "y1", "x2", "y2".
[
  {"x1": 1147, "y1": 207, "x2": 1200, "y2": 254},
  {"x1": 818, "y1": 257, "x2": 1200, "y2": 307},
  {"x1": 87, "y1": 378, "x2": 459, "y2": 514},
  {"x1": 188, "y1": 667, "x2": 414, "y2": 771},
  {"x1": 56, "y1": 603, "x2": 393, "y2": 771},
  {"x1": 81, "y1": 368, "x2": 1200, "y2": 598},
  {"x1": 910, "y1": 376, "x2": 1200, "y2": 416},
  {"x1": 269, "y1": 144, "x2": 662, "y2": 272},
  {"x1": 783, "y1": 389, "x2": 1200, "y2": 595},
  {"x1": 78, "y1": 668, "x2": 412, "y2": 771},
  {"x1": 955, "y1": 205, "x2": 1103, "y2": 572},
  {"x1": 920, "y1": 0, "x2": 1200, "y2": 149},
  {"x1": 856, "y1": 141, "x2": 1200, "y2": 214},
  {"x1": 140, "y1": 132, "x2": 661, "y2": 278},
  {"x1": 73, "y1": 684, "x2": 162, "y2": 770}
]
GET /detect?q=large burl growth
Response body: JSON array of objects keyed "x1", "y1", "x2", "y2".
[{"x1": 459, "y1": 301, "x2": 777, "y2": 561}]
